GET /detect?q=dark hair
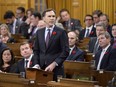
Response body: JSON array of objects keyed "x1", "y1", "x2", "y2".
[
  {"x1": 20, "y1": 41, "x2": 32, "y2": 49},
  {"x1": 4, "y1": 10, "x2": 15, "y2": 19},
  {"x1": 59, "y1": 8, "x2": 70, "y2": 16},
  {"x1": 100, "y1": 14, "x2": 109, "y2": 22},
  {"x1": 17, "y1": 7, "x2": 25, "y2": 13},
  {"x1": 112, "y1": 24, "x2": 116, "y2": 28},
  {"x1": 32, "y1": 11, "x2": 42, "y2": 20},
  {"x1": 92, "y1": 10, "x2": 103, "y2": 17},
  {"x1": 42, "y1": 8, "x2": 56, "y2": 17},
  {"x1": 84, "y1": 14, "x2": 93, "y2": 22},
  {"x1": 26, "y1": 8, "x2": 34, "y2": 15},
  {"x1": 0, "y1": 48, "x2": 15, "y2": 66}
]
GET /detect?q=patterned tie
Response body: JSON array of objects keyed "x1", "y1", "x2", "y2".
[{"x1": 46, "y1": 29, "x2": 51, "y2": 48}]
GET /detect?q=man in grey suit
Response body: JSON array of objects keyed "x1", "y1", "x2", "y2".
[
  {"x1": 88, "y1": 23, "x2": 106, "y2": 55},
  {"x1": 4, "y1": 10, "x2": 21, "y2": 34},
  {"x1": 59, "y1": 8, "x2": 82, "y2": 32}
]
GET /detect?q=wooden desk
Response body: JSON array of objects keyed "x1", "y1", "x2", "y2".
[
  {"x1": 48, "y1": 78, "x2": 98, "y2": 87},
  {"x1": 64, "y1": 61, "x2": 91, "y2": 79},
  {"x1": 91, "y1": 70, "x2": 114, "y2": 87},
  {"x1": 0, "y1": 72, "x2": 35, "y2": 87},
  {"x1": 26, "y1": 68, "x2": 53, "y2": 84}
]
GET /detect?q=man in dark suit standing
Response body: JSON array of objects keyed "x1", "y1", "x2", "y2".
[
  {"x1": 59, "y1": 8, "x2": 82, "y2": 32},
  {"x1": 11, "y1": 42, "x2": 39, "y2": 73},
  {"x1": 94, "y1": 32, "x2": 116, "y2": 71},
  {"x1": 79, "y1": 14, "x2": 96, "y2": 40},
  {"x1": 66, "y1": 31, "x2": 84, "y2": 61},
  {"x1": 33, "y1": 9, "x2": 69, "y2": 81}
]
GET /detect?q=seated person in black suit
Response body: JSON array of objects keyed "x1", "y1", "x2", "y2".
[
  {"x1": 88, "y1": 23, "x2": 106, "y2": 55},
  {"x1": 100, "y1": 14, "x2": 113, "y2": 37},
  {"x1": 79, "y1": 14, "x2": 96, "y2": 40},
  {"x1": 0, "y1": 48, "x2": 15, "y2": 72},
  {"x1": 111, "y1": 24, "x2": 116, "y2": 48},
  {"x1": 59, "y1": 8, "x2": 82, "y2": 32},
  {"x1": 94, "y1": 32, "x2": 116, "y2": 71},
  {"x1": 0, "y1": 38, "x2": 7, "y2": 55},
  {"x1": 66, "y1": 31, "x2": 85, "y2": 61},
  {"x1": 92, "y1": 10, "x2": 103, "y2": 28},
  {"x1": 11, "y1": 42, "x2": 39, "y2": 73}
]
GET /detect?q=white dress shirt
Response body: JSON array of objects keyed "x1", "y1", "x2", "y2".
[
  {"x1": 45, "y1": 25, "x2": 55, "y2": 41},
  {"x1": 84, "y1": 25, "x2": 93, "y2": 37},
  {"x1": 97, "y1": 44, "x2": 110, "y2": 70}
]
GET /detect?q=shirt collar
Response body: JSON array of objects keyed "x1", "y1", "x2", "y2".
[
  {"x1": 86, "y1": 25, "x2": 93, "y2": 31},
  {"x1": 25, "y1": 54, "x2": 33, "y2": 61},
  {"x1": 102, "y1": 44, "x2": 110, "y2": 52}
]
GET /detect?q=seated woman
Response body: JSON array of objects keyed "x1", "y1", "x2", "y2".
[
  {"x1": 0, "y1": 24, "x2": 15, "y2": 43},
  {"x1": 0, "y1": 48, "x2": 15, "y2": 72}
]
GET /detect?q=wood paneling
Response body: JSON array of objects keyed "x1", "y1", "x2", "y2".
[
  {"x1": 0, "y1": 0, "x2": 28, "y2": 23},
  {"x1": 47, "y1": 0, "x2": 116, "y2": 27}
]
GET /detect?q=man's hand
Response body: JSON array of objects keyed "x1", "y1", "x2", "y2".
[{"x1": 45, "y1": 62, "x2": 57, "y2": 72}]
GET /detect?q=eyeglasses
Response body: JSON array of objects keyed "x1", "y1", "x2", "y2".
[{"x1": 85, "y1": 19, "x2": 92, "y2": 21}]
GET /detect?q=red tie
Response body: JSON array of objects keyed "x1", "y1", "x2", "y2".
[{"x1": 46, "y1": 29, "x2": 51, "y2": 48}]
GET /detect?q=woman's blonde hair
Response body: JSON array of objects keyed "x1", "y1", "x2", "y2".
[{"x1": 0, "y1": 24, "x2": 11, "y2": 37}]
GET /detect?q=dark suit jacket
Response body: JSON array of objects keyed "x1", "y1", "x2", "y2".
[
  {"x1": 66, "y1": 46, "x2": 84, "y2": 61},
  {"x1": 10, "y1": 55, "x2": 38, "y2": 73},
  {"x1": 19, "y1": 22, "x2": 30, "y2": 39},
  {"x1": 34, "y1": 26, "x2": 69, "y2": 67},
  {"x1": 62, "y1": 18, "x2": 82, "y2": 32},
  {"x1": 79, "y1": 26, "x2": 96, "y2": 40},
  {"x1": 94, "y1": 45, "x2": 116, "y2": 71},
  {"x1": 0, "y1": 42, "x2": 7, "y2": 55},
  {"x1": 88, "y1": 37, "x2": 97, "y2": 53},
  {"x1": 8, "y1": 19, "x2": 21, "y2": 34},
  {"x1": 107, "y1": 25, "x2": 113, "y2": 38},
  {"x1": 33, "y1": 26, "x2": 69, "y2": 81}
]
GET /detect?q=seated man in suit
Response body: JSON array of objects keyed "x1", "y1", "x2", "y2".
[
  {"x1": 66, "y1": 31, "x2": 85, "y2": 61},
  {"x1": 100, "y1": 14, "x2": 113, "y2": 37},
  {"x1": 4, "y1": 10, "x2": 21, "y2": 34},
  {"x1": 11, "y1": 42, "x2": 39, "y2": 73},
  {"x1": 111, "y1": 24, "x2": 116, "y2": 48},
  {"x1": 59, "y1": 8, "x2": 82, "y2": 32},
  {"x1": 92, "y1": 10, "x2": 103, "y2": 28},
  {"x1": 94, "y1": 32, "x2": 116, "y2": 71},
  {"x1": 88, "y1": 23, "x2": 106, "y2": 55},
  {"x1": 79, "y1": 14, "x2": 96, "y2": 40}
]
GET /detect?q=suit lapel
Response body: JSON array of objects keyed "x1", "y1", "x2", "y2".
[
  {"x1": 41, "y1": 28, "x2": 46, "y2": 51},
  {"x1": 46, "y1": 26, "x2": 57, "y2": 50},
  {"x1": 73, "y1": 48, "x2": 82, "y2": 60},
  {"x1": 100, "y1": 46, "x2": 111, "y2": 67}
]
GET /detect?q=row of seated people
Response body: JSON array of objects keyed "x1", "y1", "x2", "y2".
[
  {"x1": 0, "y1": 10, "x2": 115, "y2": 83},
  {"x1": 2, "y1": 7, "x2": 114, "y2": 41},
  {"x1": 0, "y1": 30, "x2": 116, "y2": 72}
]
